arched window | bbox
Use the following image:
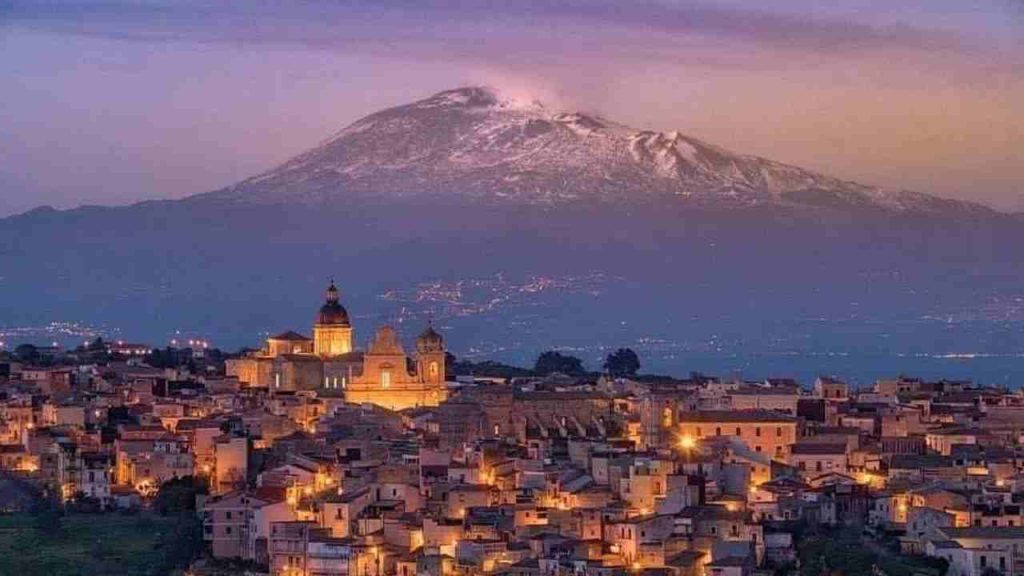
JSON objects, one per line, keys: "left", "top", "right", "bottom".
{"left": 429, "top": 361, "right": 439, "bottom": 377}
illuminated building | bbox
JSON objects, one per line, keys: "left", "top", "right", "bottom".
{"left": 676, "top": 410, "right": 798, "bottom": 485}
{"left": 676, "top": 410, "right": 797, "bottom": 463}
{"left": 227, "top": 280, "right": 448, "bottom": 411}
{"left": 313, "top": 281, "right": 353, "bottom": 357}
{"left": 214, "top": 434, "right": 249, "bottom": 494}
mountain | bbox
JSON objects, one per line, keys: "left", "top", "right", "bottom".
{"left": 2, "top": 86, "right": 1023, "bottom": 384}
{"left": 197, "top": 86, "right": 989, "bottom": 216}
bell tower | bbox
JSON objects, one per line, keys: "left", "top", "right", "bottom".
{"left": 313, "top": 280, "right": 353, "bottom": 357}
{"left": 415, "top": 322, "right": 446, "bottom": 386}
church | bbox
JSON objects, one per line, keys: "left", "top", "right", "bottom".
{"left": 226, "top": 281, "right": 448, "bottom": 411}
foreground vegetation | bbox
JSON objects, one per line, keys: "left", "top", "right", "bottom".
{"left": 795, "top": 526, "right": 947, "bottom": 576}
{"left": 0, "top": 510, "right": 202, "bottom": 576}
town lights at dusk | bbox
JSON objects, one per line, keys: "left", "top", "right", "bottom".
{"left": 3, "top": 1, "right": 1024, "bottom": 575}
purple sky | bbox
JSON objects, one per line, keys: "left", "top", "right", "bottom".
{"left": 2, "top": 1, "right": 1023, "bottom": 215}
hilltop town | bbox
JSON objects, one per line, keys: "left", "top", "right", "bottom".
{"left": 1, "top": 283, "right": 1021, "bottom": 576}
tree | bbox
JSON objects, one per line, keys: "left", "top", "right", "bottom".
{"left": 603, "top": 348, "right": 640, "bottom": 378}
{"left": 445, "top": 351, "right": 457, "bottom": 375}
{"left": 534, "top": 351, "right": 584, "bottom": 375}
{"left": 450, "top": 357, "right": 533, "bottom": 379}
{"left": 153, "top": 514, "right": 205, "bottom": 574}
{"left": 14, "top": 344, "right": 39, "bottom": 363}
{"left": 153, "top": 475, "right": 208, "bottom": 516}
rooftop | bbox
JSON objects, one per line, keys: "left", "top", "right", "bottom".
{"left": 676, "top": 410, "right": 797, "bottom": 423}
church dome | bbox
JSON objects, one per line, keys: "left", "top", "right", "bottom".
{"left": 416, "top": 324, "right": 444, "bottom": 352}
{"left": 316, "top": 281, "right": 350, "bottom": 326}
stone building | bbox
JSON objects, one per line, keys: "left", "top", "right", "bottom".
{"left": 227, "top": 281, "right": 448, "bottom": 411}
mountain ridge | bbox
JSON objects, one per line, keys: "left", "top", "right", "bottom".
{"left": 190, "top": 86, "right": 993, "bottom": 217}
{"left": 2, "top": 88, "right": 1024, "bottom": 380}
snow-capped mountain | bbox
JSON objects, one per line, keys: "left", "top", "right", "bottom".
{"left": 201, "top": 86, "right": 988, "bottom": 215}
{"left": 4, "top": 87, "right": 1024, "bottom": 372}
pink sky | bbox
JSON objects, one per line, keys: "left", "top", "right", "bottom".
{"left": 1, "top": 1, "right": 1022, "bottom": 215}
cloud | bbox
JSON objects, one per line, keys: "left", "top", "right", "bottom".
{"left": 0, "top": 1, "right": 998, "bottom": 58}
{"left": 9, "top": 0, "right": 1022, "bottom": 96}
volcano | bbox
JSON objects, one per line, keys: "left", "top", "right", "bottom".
{"left": 2, "top": 87, "right": 1022, "bottom": 383}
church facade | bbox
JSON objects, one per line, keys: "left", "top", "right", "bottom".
{"left": 226, "top": 282, "right": 448, "bottom": 411}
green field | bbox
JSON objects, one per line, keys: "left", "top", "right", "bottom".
{"left": 0, "top": 512, "right": 201, "bottom": 576}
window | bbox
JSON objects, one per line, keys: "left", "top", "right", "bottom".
{"left": 755, "top": 446, "right": 762, "bottom": 453}
{"left": 429, "top": 361, "right": 439, "bottom": 377}
{"left": 381, "top": 371, "right": 391, "bottom": 388}
{"left": 776, "top": 427, "right": 782, "bottom": 437}
{"left": 735, "top": 427, "right": 741, "bottom": 436}
{"left": 716, "top": 427, "right": 721, "bottom": 436}
{"left": 755, "top": 427, "right": 761, "bottom": 437}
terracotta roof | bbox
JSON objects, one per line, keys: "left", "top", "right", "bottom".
{"left": 676, "top": 410, "right": 796, "bottom": 423}
{"left": 791, "top": 443, "right": 847, "bottom": 455}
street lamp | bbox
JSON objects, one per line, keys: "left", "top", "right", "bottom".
{"left": 678, "top": 435, "right": 696, "bottom": 451}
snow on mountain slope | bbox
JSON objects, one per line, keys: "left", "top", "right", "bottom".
{"left": 200, "top": 87, "right": 990, "bottom": 215}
